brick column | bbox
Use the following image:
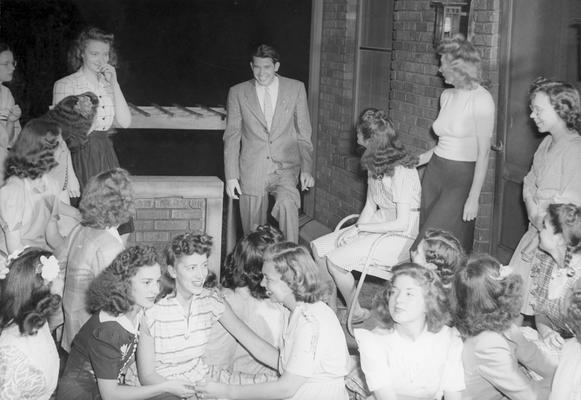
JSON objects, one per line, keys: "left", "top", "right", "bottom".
{"left": 129, "top": 176, "right": 224, "bottom": 277}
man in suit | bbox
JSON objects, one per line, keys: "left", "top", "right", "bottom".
{"left": 224, "top": 44, "right": 314, "bottom": 243}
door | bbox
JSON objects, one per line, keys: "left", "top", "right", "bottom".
{"left": 493, "top": 0, "right": 581, "bottom": 263}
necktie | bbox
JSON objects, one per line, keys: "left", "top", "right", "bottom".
{"left": 264, "top": 86, "right": 273, "bottom": 131}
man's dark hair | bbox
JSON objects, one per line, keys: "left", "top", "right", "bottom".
{"left": 252, "top": 44, "right": 280, "bottom": 64}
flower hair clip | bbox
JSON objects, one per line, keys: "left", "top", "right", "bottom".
{"left": 39, "top": 255, "right": 60, "bottom": 283}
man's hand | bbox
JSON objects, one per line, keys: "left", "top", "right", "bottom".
{"left": 226, "top": 179, "right": 242, "bottom": 199}
{"left": 300, "top": 172, "right": 314, "bottom": 191}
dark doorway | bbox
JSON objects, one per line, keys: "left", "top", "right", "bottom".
{"left": 493, "top": 0, "right": 581, "bottom": 263}
{"left": 1, "top": 0, "right": 312, "bottom": 123}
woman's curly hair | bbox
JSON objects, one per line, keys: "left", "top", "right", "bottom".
{"left": 358, "top": 108, "right": 418, "bottom": 179}
{"left": 0, "top": 248, "right": 61, "bottom": 336}
{"left": 547, "top": 203, "right": 581, "bottom": 254}
{"left": 43, "top": 92, "right": 99, "bottom": 149}
{"left": 373, "top": 263, "right": 452, "bottom": 332}
{"left": 87, "top": 245, "right": 159, "bottom": 316}
{"left": 221, "top": 224, "right": 284, "bottom": 299}
{"left": 421, "top": 229, "right": 466, "bottom": 288}
{"left": 158, "top": 233, "right": 215, "bottom": 298}
{"left": 4, "top": 119, "right": 60, "bottom": 180}
{"left": 453, "top": 254, "right": 522, "bottom": 337}
{"left": 437, "top": 34, "right": 483, "bottom": 88}
{"left": 530, "top": 77, "right": 581, "bottom": 133}
{"left": 567, "top": 278, "right": 581, "bottom": 344}
{"left": 79, "top": 168, "right": 135, "bottom": 229}
{"left": 264, "top": 242, "right": 328, "bottom": 303}
{"left": 68, "top": 27, "right": 117, "bottom": 72}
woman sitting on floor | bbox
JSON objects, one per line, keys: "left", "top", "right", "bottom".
{"left": 58, "top": 246, "right": 196, "bottom": 400}
{"left": 528, "top": 203, "right": 581, "bottom": 351}
{"left": 455, "top": 254, "right": 556, "bottom": 400}
{"left": 351, "top": 263, "right": 464, "bottom": 400}
{"left": 206, "top": 224, "right": 287, "bottom": 378}
{"left": 0, "top": 248, "right": 61, "bottom": 400}
{"left": 311, "top": 108, "right": 421, "bottom": 322}
{"left": 198, "top": 242, "right": 350, "bottom": 400}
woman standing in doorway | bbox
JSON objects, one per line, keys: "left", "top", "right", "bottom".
{"left": 415, "top": 34, "right": 495, "bottom": 252}
{"left": 510, "top": 78, "right": 581, "bottom": 314}
{"left": 52, "top": 27, "right": 131, "bottom": 191}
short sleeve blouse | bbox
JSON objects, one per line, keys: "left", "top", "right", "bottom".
{"left": 0, "top": 176, "right": 61, "bottom": 249}
{"left": 355, "top": 325, "right": 465, "bottom": 398}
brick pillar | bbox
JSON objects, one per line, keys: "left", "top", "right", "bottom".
{"left": 129, "top": 176, "right": 224, "bottom": 277}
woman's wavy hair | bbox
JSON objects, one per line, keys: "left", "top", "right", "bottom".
{"left": 453, "top": 254, "right": 522, "bottom": 337}
{"left": 87, "top": 245, "right": 159, "bottom": 316}
{"left": 437, "top": 34, "right": 482, "bottom": 88}
{"left": 358, "top": 108, "right": 418, "bottom": 179}
{"left": 221, "top": 224, "right": 284, "bottom": 299}
{"left": 0, "top": 42, "right": 11, "bottom": 54}
{"left": 566, "top": 277, "right": 581, "bottom": 344}
{"left": 373, "top": 263, "right": 451, "bottom": 332}
{"left": 68, "top": 27, "right": 117, "bottom": 72}
{"left": 158, "top": 233, "right": 215, "bottom": 298}
{"left": 547, "top": 203, "right": 581, "bottom": 254}
{"left": 530, "top": 77, "right": 581, "bottom": 133}
{"left": 4, "top": 119, "right": 60, "bottom": 180}
{"left": 79, "top": 168, "right": 135, "bottom": 229}
{"left": 0, "top": 248, "right": 61, "bottom": 336}
{"left": 263, "top": 242, "right": 327, "bottom": 303}
{"left": 43, "top": 92, "right": 99, "bottom": 149}
{"left": 421, "top": 229, "right": 466, "bottom": 288}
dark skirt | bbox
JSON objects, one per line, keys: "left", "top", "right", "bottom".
{"left": 414, "top": 153, "right": 476, "bottom": 252}
{"left": 71, "top": 130, "right": 119, "bottom": 191}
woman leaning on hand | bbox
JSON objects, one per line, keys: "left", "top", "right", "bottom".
{"left": 414, "top": 34, "right": 495, "bottom": 252}
{"left": 52, "top": 26, "right": 131, "bottom": 191}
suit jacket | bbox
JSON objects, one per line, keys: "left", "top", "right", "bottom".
{"left": 223, "top": 75, "right": 313, "bottom": 196}
{"left": 462, "top": 329, "right": 555, "bottom": 400}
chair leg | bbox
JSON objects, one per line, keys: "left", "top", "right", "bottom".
{"left": 347, "top": 270, "right": 368, "bottom": 337}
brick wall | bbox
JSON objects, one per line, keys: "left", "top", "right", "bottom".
{"left": 128, "top": 176, "right": 224, "bottom": 276}
{"left": 315, "top": 0, "right": 363, "bottom": 229}
{"left": 314, "top": 0, "right": 501, "bottom": 252}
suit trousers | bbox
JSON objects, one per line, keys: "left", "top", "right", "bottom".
{"left": 239, "top": 169, "right": 301, "bottom": 243}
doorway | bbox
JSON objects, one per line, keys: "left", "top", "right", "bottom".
{"left": 493, "top": 0, "right": 581, "bottom": 263}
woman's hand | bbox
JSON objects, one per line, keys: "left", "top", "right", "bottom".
{"left": 162, "top": 379, "right": 197, "bottom": 398}
{"left": 196, "top": 381, "right": 229, "bottom": 399}
{"left": 337, "top": 225, "right": 359, "bottom": 247}
{"left": 463, "top": 195, "right": 479, "bottom": 221}
{"left": 7, "top": 104, "right": 21, "bottom": 122}
{"left": 542, "top": 330, "right": 564, "bottom": 350}
{"left": 99, "top": 63, "right": 118, "bottom": 85}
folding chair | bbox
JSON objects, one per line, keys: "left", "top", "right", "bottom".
{"left": 333, "top": 214, "right": 414, "bottom": 336}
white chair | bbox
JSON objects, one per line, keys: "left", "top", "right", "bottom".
{"left": 333, "top": 214, "right": 414, "bottom": 336}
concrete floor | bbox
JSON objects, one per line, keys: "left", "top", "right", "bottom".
{"left": 335, "top": 275, "right": 386, "bottom": 353}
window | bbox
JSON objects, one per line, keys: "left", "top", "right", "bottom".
{"left": 354, "top": 0, "right": 394, "bottom": 114}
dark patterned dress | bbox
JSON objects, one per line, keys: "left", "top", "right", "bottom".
{"left": 57, "top": 311, "right": 139, "bottom": 400}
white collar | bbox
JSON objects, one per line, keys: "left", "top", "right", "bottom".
{"left": 99, "top": 310, "right": 141, "bottom": 334}
{"left": 106, "top": 227, "right": 124, "bottom": 245}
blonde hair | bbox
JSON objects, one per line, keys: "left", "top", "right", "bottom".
{"left": 263, "top": 242, "right": 327, "bottom": 303}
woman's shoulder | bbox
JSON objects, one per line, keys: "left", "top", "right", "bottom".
{"left": 54, "top": 70, "right": 82, "bottom": 86}
{"left": 0, "top": 177, "right": 25, "bottom": 203}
